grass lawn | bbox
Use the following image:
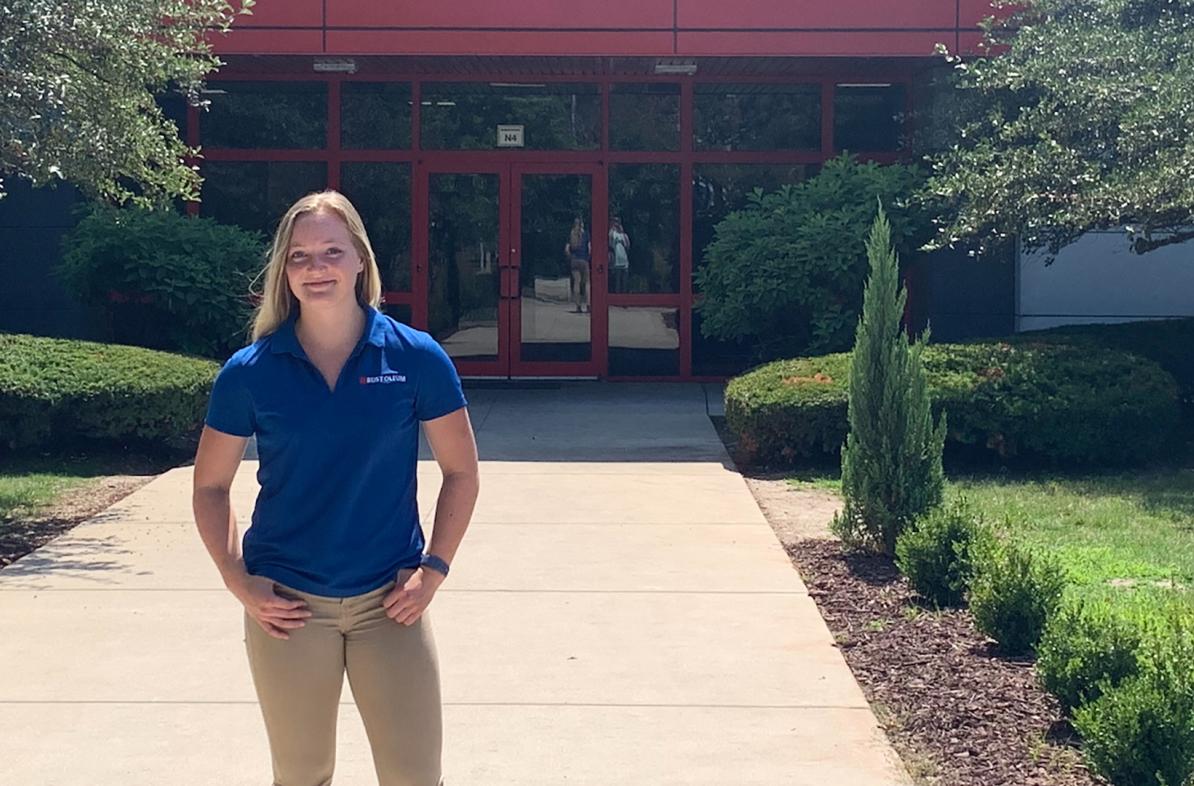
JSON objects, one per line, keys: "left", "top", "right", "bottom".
{"left": 788, "top": 462, "right": 1194, "bottom": 608}
{"left": 0, "top": 455, "right": 113, "bottom": 520}
{"left": 0, "top": 448, "right": 187, "bottom": 567}
{"left": 951, "top": 468, "right": 1194, "bottom": 595}
{"left": 1, "top": 447, "right": 188, "bottom": 520}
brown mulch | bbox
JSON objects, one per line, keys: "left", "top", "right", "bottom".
{"left": 0, "top": 470, "right": 168, "bottom": 570}
{"left": 710, "top": 409, "right": 1108, "bottom": 786}
{"left": 787, "top": 537, "right": 1106, "bottom": 786}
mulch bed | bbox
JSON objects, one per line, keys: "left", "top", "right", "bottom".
{"left": 787, "top": 537, "right": 1107, "bottom": 786}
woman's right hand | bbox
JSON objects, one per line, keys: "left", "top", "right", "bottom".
{"left": 231, "top": 574, "right": 312, "bottom": 640}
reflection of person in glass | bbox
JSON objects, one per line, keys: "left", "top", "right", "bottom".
{"left": 565, "top": 217, "right": 591, "bottom": 313}
{"left": 608, "top": 215, "right": 630, "bottom": 294}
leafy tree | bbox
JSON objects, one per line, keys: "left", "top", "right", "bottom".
{"left": 696, "top": 155, "right": 931, "bottom": 361}
{"left": 832, "top": 205, "right": 946, "bottom": 556}
{"left": 59, "top": 203, "right": 266, "bottom": 357}
{"left": 925, "top": 0, "right": 1194, "bottom": 257}
{"left": 0, "top": 0, "right": 252, "bottom": 206}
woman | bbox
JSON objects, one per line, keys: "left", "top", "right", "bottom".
{"left": 564, "top": 217, "right": 591, "bottom": 313}
{"left": 192, "top": 190, "right": 479, "bottom": 786}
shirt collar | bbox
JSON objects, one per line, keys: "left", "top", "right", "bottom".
{"left": 269, "top": 305, "right": 387, "bottom": 358}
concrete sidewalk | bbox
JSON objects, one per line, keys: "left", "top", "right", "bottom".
{"left": 0, "top": 383, "right": 910, "bottom": 785}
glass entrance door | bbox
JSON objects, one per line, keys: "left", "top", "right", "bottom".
{"left": 419, "top": 164, "right": 603, "bottom": 377}
{"left": 422, "top": 167, "right": 507, "bottom": 376}
{"left": 510, "top": 166, "right": 602, "bottom": 376}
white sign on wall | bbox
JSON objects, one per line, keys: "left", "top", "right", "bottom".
{"left": 497, "top": 124, "right": 525, "bottom": 147}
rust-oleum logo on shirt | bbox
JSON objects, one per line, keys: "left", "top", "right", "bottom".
{"left": 360, "top": 374, "right": 407, "bottom": 385}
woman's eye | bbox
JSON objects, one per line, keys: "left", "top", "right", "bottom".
{"left": 326, "top": 247, "right": 343, "bottom": 256}
{"left": 289, "top": 251, "right": 307, "bottom": 261}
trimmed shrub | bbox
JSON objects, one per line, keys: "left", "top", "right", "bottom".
{"left": 1015, "top": 317, "right": 1194, "bottom": 408}
{"left": 1035, "top": 597, "right": 1143, "bottom": 715}
{"left": 1073, "top": 611, "right": 1194, "bottom": 786}
{"left": 833, "top": 206, "right": 945, "bottom": 555}
{"left": 59, "top": 203, "right": 267, "bottom": 358}
{"left": 724, "top": 341, "right": 1181, "bottom": 467}
{"left": 0, "top": 334, "right": 218, "bottom": 450}
{"left": 895, "top": 498, "right": 992, "bottom": 608}
{"left": 969, "top": 539, "right": 1067, "bottom": 655}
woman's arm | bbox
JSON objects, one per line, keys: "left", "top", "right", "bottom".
{"left": 423, "top": 406, "right": 480, "bottom": 567}
{"left": 383, "top": 407, "right": 480, "bottom": 624}
{"left": 192, "top": 426, "right": 253, "bottom": 592}
{"left": 193, "top": 426, "right": 311, "bottom": 639}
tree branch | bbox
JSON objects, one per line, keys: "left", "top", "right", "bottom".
{"left": 1133, "top": 229, "right": 1194, "bottom": 254}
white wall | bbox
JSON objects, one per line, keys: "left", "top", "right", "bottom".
{"left": 1017, "top": 231, "right": 1194, "bottom": 331}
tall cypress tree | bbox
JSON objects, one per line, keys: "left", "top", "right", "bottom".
{"left": 832, "top": 204, "right": 946, "bottom": 555}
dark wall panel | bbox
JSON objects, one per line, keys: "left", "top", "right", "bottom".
{"left": 909, "top": 249, "right": 1015, "bottom": 342}
{"left": 0, "top": 182, "right": 91, "bottom": 339}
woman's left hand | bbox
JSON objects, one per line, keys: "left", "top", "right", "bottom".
{"left": 381, "top": 567, "right": 445, "bottom": 625}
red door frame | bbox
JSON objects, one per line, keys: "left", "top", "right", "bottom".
{"left": 415, "top": 161, "right": 512, "bottom": 377}
{"left": 509, "top": 162, "right": 606, "bottom": 378}
{"left": 416, "top": 161, "right": 607, "bottom": 378}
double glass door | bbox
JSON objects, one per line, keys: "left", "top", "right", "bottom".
{"left": 419, "top": 164, "right": 604, "bottom": 377}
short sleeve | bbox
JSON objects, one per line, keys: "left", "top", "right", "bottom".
{"left": 415, "top": 337, "right": 468, "bottom": 422}
{"left": 205, "top": 358, "right": 255, "bottom": 437}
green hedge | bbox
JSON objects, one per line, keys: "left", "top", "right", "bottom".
{"left": 58, "top": 204, "right": 266, "bottom": 359}
{"left": 0, "top": 334, "right": 219, "bottom": 450}
{"left": 725, "top": 340, "right": 1182, "bottom": 467}
{"left": 1012, "top": 318, "right": 1194, "bottom": 408}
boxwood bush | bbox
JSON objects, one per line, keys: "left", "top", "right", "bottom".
{"left": 725, "top": 340, "right": 1181, "bottom": 467}
{"left": 1035, "top": 596, "right": 1144, "bottom": 715}
{"left": 895, "top": 497, "right": 993, "bottom": 608}
{"left": 1073, "top": 609, "right": 1194, "bottom": 786}
{"left": 969, "top": 538, "right": 1068, "bottom": 656}
{"left": 0, "top": 334, "right": 219, "bottom": 450}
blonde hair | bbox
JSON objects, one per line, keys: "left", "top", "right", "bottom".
{"left": 569, "top": 218, "right": 585, "bottom": 250}
{"left": 250, "top": 190, "right": 383, "bottom": 342}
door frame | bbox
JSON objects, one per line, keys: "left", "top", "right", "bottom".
{"left": 415, "top": 159, "right": 607, "bottom": 378}
{"left": 415, "top": 162, "right": 512, "bottom": 377}
{"left": 508, "top": 162, "right": 606, "bottom": 378}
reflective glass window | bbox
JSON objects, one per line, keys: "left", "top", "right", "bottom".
{"left": 420, "top": 82, "right": 600, "bottom": 150}
{"left": 610, "top": 83, "right": 680, "bottom": 151}
{"left": 340, "top": 162, "right": 412, "bottom": 292}
{"left": 342, "top": 82, "right": 412, "bottom": 149}
{"left": 694, "top": 83, "right": 820, "bottom": 151}
{"left": 609, "top": 307, "right": 680, "bottom": 376}
{"left": 200, "top": 161, "right": 327, "bottom": 237}
{"left": 608, "top": 164, "right": 680, "bottom": 294}
{"left": 201, "top": 82, "right": 327, "bottom": 149}
{"left": 834, "top": 85, "right": 905, "bottom": 152}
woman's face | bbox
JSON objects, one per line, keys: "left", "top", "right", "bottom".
{"left": 284, "top": 211, "right": 364, "bottom": 309}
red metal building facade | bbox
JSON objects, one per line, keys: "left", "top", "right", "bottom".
{"left": 195, "top": 1, "right": 992, "bottom": 379}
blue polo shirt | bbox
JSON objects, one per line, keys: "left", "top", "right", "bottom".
{"left": 204, "top": 306, "right": 467, "bottom": 597}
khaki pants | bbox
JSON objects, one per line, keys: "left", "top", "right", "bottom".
{"left": 243, "top": 573, "right": 443, "bottom": 786}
